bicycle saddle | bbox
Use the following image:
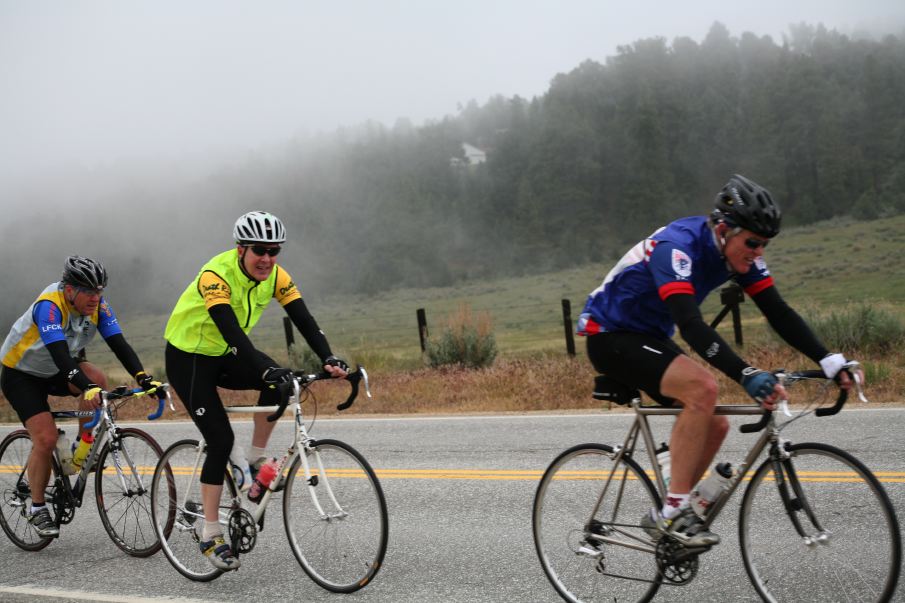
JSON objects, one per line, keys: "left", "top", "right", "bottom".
{"left": 592, "top": 375, "right": 640, "bottom": 405}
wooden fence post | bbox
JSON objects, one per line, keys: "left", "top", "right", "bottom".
{"left": 416, "top": 308, "right": 429, "bottom": 352}
{"left": 562, "top": 299, "right": 576, "bottom": 356}
{"left": 283, "top": 316, "right": 295, "bottom": 353}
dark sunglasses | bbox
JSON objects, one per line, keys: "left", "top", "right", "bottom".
{"left": 744, "top": 237, "right": 769, "bottom": 250}
{"left": 246, "top": 245, "right": 282, "bottom": 257}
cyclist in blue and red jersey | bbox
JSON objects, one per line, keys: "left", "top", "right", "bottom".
{"left": 164, "top": 211, "right": 348, "bottom": 571}
{"left": 578, "top": 175, "right": 863, "bottom": 547}
{"left": 0, "top": 256, "right": 159, "bottom": 539}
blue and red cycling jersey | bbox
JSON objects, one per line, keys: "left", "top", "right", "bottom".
{"left": 578, "top": 216, "right": 774, "bottom": 339}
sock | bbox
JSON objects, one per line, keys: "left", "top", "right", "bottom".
{"left": 202, "top": 520, "right": 222, "bottom": 541}
{"left": 248, "top": 446, "right": 267, "bottom": 463}
{"left": 30, "top": 503, "right": 46, "bottom": 514}
{"left": 661, "top": 492, "right": 690, "bottom": 519}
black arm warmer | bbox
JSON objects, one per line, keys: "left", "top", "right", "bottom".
{"left": 283, "top": 298, "right": 333, "bottom": 362}
{"left": 750, "top": 286, "right": 829, "bottom": 363}
{"left": 104, "top": 333, "right": 144, "bottom": 378}
{"left": 208, "top": 304, "right": 270, "bottom": 375}
{"left": 665, "top": 293, "right": 750, "bottom": 382}
{"left": 46, "top": 340, "right": 94, "bottom": 391}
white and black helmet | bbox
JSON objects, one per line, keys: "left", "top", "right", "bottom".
{"left": 233, "top": 211, "right": 287, "bottom": 244}
{"left": 61, "top": 256, "right": 108, "bottom": 290}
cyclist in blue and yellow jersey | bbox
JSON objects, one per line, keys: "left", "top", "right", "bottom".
{"left": 577, "top": 175, "right": 863, "bottom": 548}
{"left": 164, "top": 210, "right": 348, "bottom": 571}
{"left": 1, "top": 256, "right": 160, "bottom": 539}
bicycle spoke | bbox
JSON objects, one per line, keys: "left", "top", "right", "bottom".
{"left": 740, "top": 443, "right": 900, "bottom": 603}
{"left": 533, "top": 444, "right": 661, "bottom": 603}
{"left": 95, "top": 429, "right": 163, "bottom": 557}
{"left": 283, "top": 439, "right": 388, "bottom": 593}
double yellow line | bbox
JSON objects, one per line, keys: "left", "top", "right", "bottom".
{"left": 3, "top": 466, "right": 905, "bottom": 483}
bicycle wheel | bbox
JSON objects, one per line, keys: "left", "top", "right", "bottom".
{"left": 283, "top": 438, "right": 388, "bottom": 593}
{"left": 0, "top": 430, "right": 53, "bottom": 551}
{"left": 95, "top": 427, "right": 168, "bottom": 557}
{"left": 150, "top": 439, "right": 238, "bottom": 582}
{"left": 740, "top": 442, "right": 901, "bottom": 603}
{"left": 533, "top": 443, "right": 662, "bottom": 603}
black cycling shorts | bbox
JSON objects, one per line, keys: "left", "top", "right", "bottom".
{"left": 585, "top": 332, "right": 684, "bottom": 406}
{"left": 165, "top": 342, "right": 282, "bottom": 485}
{"left": 1, "top": 365, "right": 78, "bottom": 424}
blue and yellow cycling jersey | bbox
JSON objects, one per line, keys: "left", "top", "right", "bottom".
{"left": 578, "top": 216, "right": 773, "bottom": 339}
{"left": 0, "top": 282, "right": 123, "bottom": 377}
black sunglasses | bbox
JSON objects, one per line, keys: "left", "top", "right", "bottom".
{"left": 744, "top": 237, "right": 769, "bottom": 250}
{"left": 246, "top": 245, "right": 282, "bottom": 257}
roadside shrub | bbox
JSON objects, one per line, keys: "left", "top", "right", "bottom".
{"left": 806, "top": 304, "right": 905, "bottom": 355}
{"left": 288, "top": 341, "right": 321, "bottom": 371}
{"left": 425, "top": 304, "right": 498, "bottom": 369}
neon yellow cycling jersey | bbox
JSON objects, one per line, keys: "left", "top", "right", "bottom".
{"left": 165, "top": 249, "right": 301, "bottom": 356}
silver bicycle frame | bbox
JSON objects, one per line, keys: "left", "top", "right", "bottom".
{"left": 593, "top": 400, "right": 778, "bottom": 533}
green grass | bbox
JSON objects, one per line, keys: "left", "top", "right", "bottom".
{"left": 84, "top": 214, "right": 905, "bottom": 381}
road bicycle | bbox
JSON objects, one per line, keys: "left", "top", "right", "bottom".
{"left": 0, "top": 384, "right": 173, "bottom": 557}
{"left": 150, "top": 366, "right": 388, "bottom": 592}
{"left": 533, "top": 366, "right": 901, "bottom": 602}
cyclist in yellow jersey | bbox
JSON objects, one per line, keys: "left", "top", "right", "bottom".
{"left": 164, "top": 211, "right": 347, "bottom": 571}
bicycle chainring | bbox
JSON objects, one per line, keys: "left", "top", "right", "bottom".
{"left": 655, "top": 537, "right": 700, "bottom": 585}
{"left": 228, "top": 507, "right": 257, "bottom": 554}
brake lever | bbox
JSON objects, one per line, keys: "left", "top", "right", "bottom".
{"left": 360, "top": 367, "right": 372, "bottom": 399}
{"left": 775, "top": 372, "right": 791, "bottom": 417}
{"left": 853, "top": 370, "right": 869, "bottom": 403}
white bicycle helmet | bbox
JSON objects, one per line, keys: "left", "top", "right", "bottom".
{"left": 233, "top": 211, "right": 287, "bottom": 244}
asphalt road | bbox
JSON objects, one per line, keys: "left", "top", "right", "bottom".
{"left": 0, "top": 406, "right": 903, "bottom": 602}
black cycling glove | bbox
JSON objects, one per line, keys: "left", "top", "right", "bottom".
{"left": 262, "top": 366, "right": 293, "bottom": 387}
{"left": 135, "top": 371, "right": 161, "bottom": 392}
{"left": 324, "top": 355, "right": 349, "bottom": 372}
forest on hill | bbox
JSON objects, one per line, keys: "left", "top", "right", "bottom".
{"left": 249, "top": 22, "right": 905, "bottom": 296}
{"left": 2, "top": 22, "right": 903, "bottom": 327}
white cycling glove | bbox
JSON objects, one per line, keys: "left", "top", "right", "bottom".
{"left": 819, "top": 353, "right": 847, "bottom": 379}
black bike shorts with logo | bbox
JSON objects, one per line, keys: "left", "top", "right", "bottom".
{"left": 586, "top": 332, "right": 683, "bottom": 406}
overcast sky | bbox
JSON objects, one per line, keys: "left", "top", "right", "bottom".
{"left": 2, "top": 1, "right": 904, "bottom": 187}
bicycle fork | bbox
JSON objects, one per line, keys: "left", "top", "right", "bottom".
{"left": 770, "top": 443, "right": 831, "bottom": 547}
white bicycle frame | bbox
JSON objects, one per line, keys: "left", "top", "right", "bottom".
{"left": 176, "top": 372, "right": 370, "bottom": 529}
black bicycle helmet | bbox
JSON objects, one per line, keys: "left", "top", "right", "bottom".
{"left": 712, "top": 174, "right": 781, "bottom": 238}
{"left": 61, "top": 256, "right": 108, "bottom": 290}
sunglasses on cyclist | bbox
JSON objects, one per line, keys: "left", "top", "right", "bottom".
{"left": 245, "top": 245, "right": 282, "bottom": 257}
{"left": 744, "top": 237, "right": 769, "bottom": 251}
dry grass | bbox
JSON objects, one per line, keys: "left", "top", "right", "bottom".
{"left": 2, "top": 345, "right": 903, "bottom": 426}
{"left": 7, "top": 344, "right": 897, "bottom": 425}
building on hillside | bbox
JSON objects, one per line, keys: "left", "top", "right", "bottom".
{"left": 450, "top": 142, "right": 487, "bottom": 167}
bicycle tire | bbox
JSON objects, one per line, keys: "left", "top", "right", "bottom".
{"left": 150, "top": 439, "right": 238, "bottom": 582}
{"left": 0, "top": 430, "right": 54, "bottom": 551}
{"left": 283, "top": 438, "right": 388, "bottom": 593}
{"left": 533, "top": 443, "right": 662, "bottom": 603}
{"left": 740, "top": 442, "right": 901, "bottom": 603}
{"left": 95, "top": 427, "right": 169, "bottom": 557}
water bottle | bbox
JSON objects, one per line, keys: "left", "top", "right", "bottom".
{"left": 55, "top": 430, "right": 75, "bottom": 475}
{"left": 655, "top": 442, "right": 670, "bottom": 490}
{"left": 690, "top": 462, "right": 733, "bottom": 517}
{"left": 71, "top": 433, "right": 95, "bottom": 471}
{"left": 229, "top": 443, "right": 253, "bottom": 492}
{"left": 248, "top": 459, "right": 278, "bottom": 503}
